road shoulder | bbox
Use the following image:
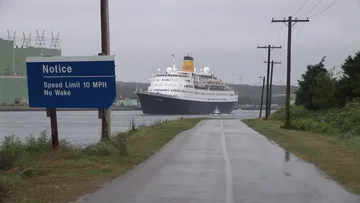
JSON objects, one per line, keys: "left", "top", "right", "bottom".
{"left": 243, "top": 118, "right": 360, "bottom": 194}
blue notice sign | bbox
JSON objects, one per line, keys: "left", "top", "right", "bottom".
{"left": 26, "top": 56, "right": 116, "bottom": 108}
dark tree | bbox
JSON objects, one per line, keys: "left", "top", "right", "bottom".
{"left": 295, "top": 57, "right": 336, "bottom": 110}
{"left": 335, "top": 51, "right": 360, "bottom": 105}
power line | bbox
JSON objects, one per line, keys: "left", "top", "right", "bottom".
{"left": 304, "top": 0, "right": 324, "bottom": 16}
{"left": 274, "top": 24, "right": 283, "bottom": 45}
{"left": 280, "top": 32, "right": 287, "bottom": 46}
{"left": 264, "top": 22, "right": 273, "bottom": 44}
{"left": 266, "top": 23, "right": 273, "bottom": 40}
{"left": 294, "top": 0, "right": 324, "bottom": 40}
{"left": 293, "top": 0, "right": 324, "bottom": 41}
{"left": 293, "top": 24, "right": 306, "bottom": 41}
{"left": 293, "top": 0, "right": 310, "bottom": 16}
{"left": 309, "top": 0, "right": 341, "bottom": 18}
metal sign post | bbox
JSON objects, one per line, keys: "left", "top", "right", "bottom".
{"left": 46, "top": 108, "right": 59, "bottom": 151}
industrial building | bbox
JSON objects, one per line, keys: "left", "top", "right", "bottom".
{"left": 113, "top": 98, "right": 140, "bottom": 107}
{"left": 0, "top": 31, "right": 61, "bottom": 105}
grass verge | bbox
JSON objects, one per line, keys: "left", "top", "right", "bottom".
{"left": 0, "top": 117, "right": 204, "bottom": 203}
{"left": 243, "top": 119, "right": 360, "bottom": 194}
{"left": 269, "top": 104, "right": 360, "bottom": 148}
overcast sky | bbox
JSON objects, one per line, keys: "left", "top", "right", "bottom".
{"left": 1, "top": 0, "right": 359, "bottom": 85}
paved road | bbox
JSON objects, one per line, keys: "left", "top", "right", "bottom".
{"left": 78, "top": 120, "right": 360, "bottom": 203}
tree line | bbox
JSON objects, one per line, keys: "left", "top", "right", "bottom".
{"left": 295, "top": 51, "right": 360, "bottom": 110}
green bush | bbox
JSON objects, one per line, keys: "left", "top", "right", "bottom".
{"left": 23, "top": 131, "right": 52, "bottom": 153}
{"left": 0, "top": 152, "right": 16, "bottom": 171}
{"left": 0, "top": 131, "right": 75, "bottom": 158}
{"left": 82, "top": 134, "right": 128, "bottom": 157}
{"left": 0, "top": 132, "right": 53, "bottom": 156}
{"left": 16, "top": 167, "right": 49, "bottom": 179}
{"left": 0, "top": 175, "right": 9, "bottom": 203}
{"left": 270, "top": 105, "right": 315, "bottom": 121}
{"left": 1, "top": 135, "right": 24, "bottom": 156}
{"left": 271, "top": 105, "right": 360, "bottom": 144}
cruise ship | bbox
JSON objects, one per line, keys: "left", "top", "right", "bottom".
{"left": 136, "top": 54, "right": 238, "bottom": 115}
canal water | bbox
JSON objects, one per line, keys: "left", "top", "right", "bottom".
{"left": 0, "top": 109, "right": 263, "bottom": 146}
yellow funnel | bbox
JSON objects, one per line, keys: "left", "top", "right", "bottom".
{"left": 182, "top": 55, "right": 194, "bottom": 72}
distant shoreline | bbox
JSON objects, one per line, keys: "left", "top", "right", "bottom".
{"left": 239, "top": 107, "right": 282, "bottom": 111}
{"left": 0, "top": 106, "right": 282, "bottom": 112}
{"left": 0, "top": 106, "right": 142, "bottom": 112}
{"left": 0, "top": 106, "right": 283, "bottom": 112}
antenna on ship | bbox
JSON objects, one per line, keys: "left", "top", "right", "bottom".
{"left": 171, "top": 53, "right": 176, "bottom": 72}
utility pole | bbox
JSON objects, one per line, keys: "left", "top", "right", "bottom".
{"left": 238, "top": 76, "right": 243, "bottom": 85}
{"left": 257, "top": 45, "right": 282, "bottom": 120}
{"left": 100, "top": 0, "right": 111, "bottom": 139}
{"left": 264, "top": 61, "right": 282, "bottom": 116}
{"left": 271, "top": 16, "right": 309, "bottom": 128}
{"left": 259, "top": 76, "right": 265, "bottom": 118}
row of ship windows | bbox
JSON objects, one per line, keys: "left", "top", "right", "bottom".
{"left": 182, "top": 96, "right": 227, "bottom": 101}
{"left": 159, "top": 79, "right": 191, "bottom": 82}
{"left": 152, "top": 89, "right": 235, "bottom": 96}
{"left": 152, "top": 83, "right": 192, "bottom": 88}
{"left": 154, "top": 75, "right": 187, "bottom": 79}
{"left": 152, "top": 83, "right": 231, "bottom": 92}
{"left": 152, "top": 83, "right": 191, "bottom": 87}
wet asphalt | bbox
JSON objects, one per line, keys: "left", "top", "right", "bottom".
{"left": 77, "top": 119, "right": 360, "bottom": 203}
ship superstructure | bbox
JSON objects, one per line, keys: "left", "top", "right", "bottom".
{"left": 136, "top": 54, "right": 238, "bottom": 115}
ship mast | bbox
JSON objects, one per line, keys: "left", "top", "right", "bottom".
{"left": 171, "top": 53, "right": 176, "bottom": 71}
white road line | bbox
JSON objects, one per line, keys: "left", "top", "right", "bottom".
{"left": 221, "top": 120, "right": 234, "bottom": 203}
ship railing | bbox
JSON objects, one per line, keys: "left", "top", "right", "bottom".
{"left": 194, "top": 86, "right": 208, "bottom": 90}
{"left": 205, "top": 83, "right": 226, "bottom": 87}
